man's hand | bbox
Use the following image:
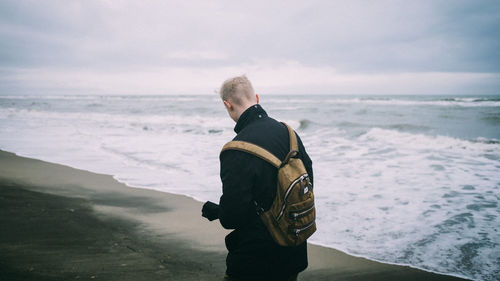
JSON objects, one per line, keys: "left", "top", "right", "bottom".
{"left": 202, "top": 201, "right": 220, "bottom": 221}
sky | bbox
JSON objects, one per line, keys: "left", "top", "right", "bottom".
{"left": 0, "top": 0, "right": 499, "bottom": 95}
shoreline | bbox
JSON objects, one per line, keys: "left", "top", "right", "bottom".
{"left": 307, "top": 240, "right": 472, "bottom": 281}
{"left": 0, "top": 149, "right": 471, "bottom": 280}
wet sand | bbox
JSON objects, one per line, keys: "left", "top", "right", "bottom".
{"left": 0, "top": 150, "right": 469, "bottom": 280}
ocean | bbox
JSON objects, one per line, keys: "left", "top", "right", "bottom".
{"left": 0, "top": 94, "right": 499, "bottom": 280}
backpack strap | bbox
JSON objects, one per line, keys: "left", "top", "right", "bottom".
{"left": 221, "top": 123, "right": 298, "bottom": 168}
{"left": 221, "top": 141, "right": 281, "bottom": 168}
{"left": 282, "top": 122, "right": 298, "bottom": 152}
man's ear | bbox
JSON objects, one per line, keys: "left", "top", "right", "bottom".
{"left": 256, "top": 94, "right": 259, "bottom": 104}
{"left": 223, "top": 100, "right": 232, "bottom": 110}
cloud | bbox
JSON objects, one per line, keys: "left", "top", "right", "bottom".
{"left": 3, "top": 61, "right": 499, "bottom": 95}
{"left": 166, "top": 50, "right": 228, "bottom": 61}
{"left": 0, "top": 0, "right": 499, "bottom": 95}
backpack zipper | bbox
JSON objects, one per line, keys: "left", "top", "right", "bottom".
{"left": 289, "top": 203, "right": 315, "bottom": 220}
{"left": 291, "top": 220, "right": 315, "bottom": 237}
{"left": 276, "top": 173, "right": 309, "bottom": 221}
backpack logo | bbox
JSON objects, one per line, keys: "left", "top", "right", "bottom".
{"left": 221, "top": 123, "right": 316, "bottom": 247}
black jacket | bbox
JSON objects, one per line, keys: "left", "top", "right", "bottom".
{"left": 218, "top": 104, "right": 313, "bottom": 280}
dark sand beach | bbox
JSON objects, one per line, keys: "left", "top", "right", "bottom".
{"left": 0, "top": 150, "right": 469, "bottom": 281}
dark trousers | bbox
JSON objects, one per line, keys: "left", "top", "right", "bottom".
{"left": 223, "top": 273, "right": 298, "bottom": 281}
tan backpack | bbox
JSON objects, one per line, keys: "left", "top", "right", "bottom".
{"left": 221, "top": 123, "right": 316, "bottom": 247}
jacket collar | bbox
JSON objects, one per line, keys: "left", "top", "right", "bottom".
{"left": 234, "top": 104, "right": 268, "bottom": 133}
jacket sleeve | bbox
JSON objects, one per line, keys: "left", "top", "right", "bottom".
{"left": 297, "top": 134, "right": 314, "bottom": 186}
{"left": 218, "top": 150, "right": 258, "bottom": 229}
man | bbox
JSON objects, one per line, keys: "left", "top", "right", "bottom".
{"left": 202, "top": 75, "right": 313, "bottom": 281}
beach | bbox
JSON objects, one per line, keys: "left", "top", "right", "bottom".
{"left": 0, "top": 150, "right": 470, "bottom": 281}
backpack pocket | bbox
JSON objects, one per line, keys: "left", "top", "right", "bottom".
{"left": 284, "top": 197, "right": 316, "bottom": 243}
{"left": 287, "top": 197, "right": 315, "bottom": 226}
{"left": 289, "top": 202, "right": 315, "bottom": 221}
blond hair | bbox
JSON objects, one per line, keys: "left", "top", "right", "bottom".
{"left": 219, "top": 75, "right": 255, "bottom": 105}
